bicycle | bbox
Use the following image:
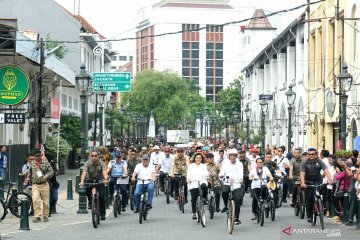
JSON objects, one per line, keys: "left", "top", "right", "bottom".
{"left": 265, "top": 183, "right": 276, "bottom": 221}
{"left": 155, "top": 173, "right": 160, "bottom": 197}
{"left": 223, "top": 176, "right": 235, "bottom": 234}
{"left": 129, "top": 179, "right": 135, "bottom": 211}
{"left": 194, "top": 180, "right": 206, "bottom": 228}
{"left": 113, "top": 175, "right": 128, "bottom": 218}
{"left": 274, "top": 175, "right": 283, "bottom": 208}
{"left": 174, "top": 173, "right": 185, "bottom": 214}
{"left": 0, "top": 182, "right": 33, "bottom": 220}
{"left": 307, "top": 183, "right": 326, "bottom": 230}
{"left": 208, "top": 181, "right": 216, "bottom": 220}
{"left": 138, "top": 179, "right": 152, "bottom": 224}
{"left": 294, "top": 183, "right": 305, "bottom": 219}
{"left": 85, "top": 180, "right": 105, "bottom": 228}
{"left": 162, "top": 172, "right": 171, "bottom": 204}
{"left": 253, "top": 178, "right": 267, "bottom": 226}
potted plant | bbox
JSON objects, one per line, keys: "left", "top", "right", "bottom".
{"left": 335, "top": 150, "right": 353, "bottom": 159}
{"left": 45, "top": 135, "right": 71, "bottom": 174}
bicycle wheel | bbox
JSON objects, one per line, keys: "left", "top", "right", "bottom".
{"left": 91, "top": 197, "right": 98, "bottom": 228}
{"left": 129, "top": 185, "right": 134, "bottom": 211}
{"left": 179, "top": 192, "right": 185, "bottom": 213}
{"left": 139, "top": 200, "right": 144, "bottom": 224}
{"left": 199, "top": 198, "right": 206, "bottom": 227}
{"left": 209, "top": 196, "right": 215, "bottom": 220}
{"left": 165, "top": 181, "right": 170, "bottom": 204}
{"left": 113, "top": 195, "right": 118, "bottom": 218}
{"left": 0, "top": 198, "right": 6, "bottom": 220}
{"left": 265, "top": 200, "right": 269, "bottom": 218}
{"left": 277, "top": 189, "right": 283, "bottom": 208}
{"left": 294, "top": 199, "right": 300, "bottom": 216}
{"left": 8, "top": 192, "right": 32, "bottom": 218}
{"left": 227, "top": 200, "right": 235, "bottom": 234}
{"left": 143, "top": 200, "right": 148, "bottom": 221}
{"left": 318, "top": 199, "right": 324, "bottom": 230}
{"left": 311, "top": 202, "right": 317, "bottom": 226}
{"left": 257, "top": 204, "right": 261, "bottom": 223}
{"left": 300, "top": 191, "right": 306, "bottom": 219}
{"left": 270, "top": 200, "right": 275, "bottom": 221}
{"left": 260, "top": 204, "right": 265, "bottom": 226}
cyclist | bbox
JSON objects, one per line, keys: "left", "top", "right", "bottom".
{"left": 127, "top": 149, "right": 141, "bottom": 178}
{"left": 170, "top": 147, "right": 189, "bottom": 203}
{"left": 248, "top": 148, "right": 260, "bottom": 171}
{"left": 264, "top": 152, "right": 280, "bottom": 206}
{"left": 215, "top": 149, "right": 228, "bottom": 169}
{"left": 132, "top": 155, "right": 155, "bottom": 213}
{"left": 219, "top": 148, "right": 243, "bottom": 225}
{"left": 206, "top": 152, "right": 221, "bottom": 212}
{"left": 300, "top": 147, "right": 332, "bottom": 222}
{"left": 238, "top": 150, "right": 251, "bottom": 193}
{"left": 289, "top": 148, "right": 302, "bottom": 207}
{"left": 80, "top": 150, "right": 109, "bottom": 220}
{"left": 272, "top": 146, "right": 290, "bottom": 203}
{"left": 187, "top": 153, "right": 209, "bottom": 220}
{"left": 150, "top": 145, "right": 165, "bottom": 167}
{"left": 107, "top": 149, "right": 128, "bottom": 212}
{"left": 249, "top": 157, "right": 273, "bottom": 220}
{"left": 155, "top": 147, "right": 174, "bottom": 194}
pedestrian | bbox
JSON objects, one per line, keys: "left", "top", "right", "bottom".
{"left": 22, "top": 153, "right": 34, "bottom": 195}
{"left": 30, "top": 149, "right": 54, "bottom": 223}
{"left": 48, "top": 159, "right": 59, "bottom": 216}
{"left": 0, "top": 145, "right": 8, "bottom": 181}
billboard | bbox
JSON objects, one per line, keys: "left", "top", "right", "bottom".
{"left": 167, "top": 130, "right": 189, "bottom": 143}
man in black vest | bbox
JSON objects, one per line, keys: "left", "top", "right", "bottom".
{"left": 300, "top": 147, "right": 332, "bottom": 223}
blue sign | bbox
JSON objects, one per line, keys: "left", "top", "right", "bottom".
{"left": 353, "top": 136, "right": 360, "bottom": 151}
{"left": 259, "top": 94, "right": 273, "bottom": 100}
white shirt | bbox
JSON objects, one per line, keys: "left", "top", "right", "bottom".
{"left": 215, "top": 154, "right": 228, "bottom": 166}
{"left": 158, "top": 154, "right": 173, "bottom": 173}
{"left": 134, "top": 163, "right": 155, "bottom": 185}
{"left": 187, "top": 163, "right": 208, "bottom": 190}
{"left": 150, "top": 151, "right": 165, "bottom": 166}
{"left": 219, "top": 160, "right": 243, "bottom": 190}
{"left": 274, "top": 156, "right": 289, "bottom": 175}
{"left": 322, "top": 164, "right": 335, "bottom": 188}
{"left": 250, "top": 167, "right": 271, "bottom": 189}
{"left": 248, "top": 154, "right": 259, "bottom": 171}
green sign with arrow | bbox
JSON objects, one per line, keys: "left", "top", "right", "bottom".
{"left": 0, "top": 66, "right": 30, "bottom": 106}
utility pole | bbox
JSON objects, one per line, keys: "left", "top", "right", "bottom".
{"left": 37, "top": 38, "right": 44, "bottom": 149}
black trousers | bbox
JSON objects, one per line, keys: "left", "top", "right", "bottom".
{"left": 222, "top": 185, "right": 242, "bottom": 219}
{"left": 244, "top": 175, "right": 251, "bottom": 191}
{"left": 189, "top": 183, "right": 208, "bottom": 213}
{"left": 282, "top": 177, "right": 289, "bottom": 201}
{"left": 109, "top": 180, "right": 128, "bottom": 208}
{"left": 173, "top": 176, "right": 188, "bottom": 200}
{"left": 252, "top": 186, "right": 267, "bottom": 214}
{"left": 86, "top": 183, "right": 106, "bottom": 216}
{"left": 159, "top": 172, "right": 174, "bottom": 194}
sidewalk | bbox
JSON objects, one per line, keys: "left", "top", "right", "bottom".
{"left": 0, "top": 169, "right": 109, "bottom": 237}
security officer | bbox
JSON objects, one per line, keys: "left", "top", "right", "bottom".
{"left": 300, "top": 147, "right": 332, "bottom": 222}
{"left": 80, "top": 150, "right": 109, "bottom": 220}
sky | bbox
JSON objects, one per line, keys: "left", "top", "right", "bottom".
{"left": 54, "top": 0, "right": 307, "bottom": 51}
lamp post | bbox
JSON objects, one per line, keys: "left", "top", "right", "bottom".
{"left": 244, "top": 104, "right": 251, "bottom": 148}
{"left": 119, "top": 105, "right": 125, "bottom": 145}
{"left": 109, "top": 96, "right": 115, "bottom": 148}
{"left": 98, "top": 87, "right": 106, "bottom": 146}
{"left": 204, "top": 106, "right": 209, "bottom": 139}
{"left": 260, "top": 99, "right": 268, "bottom": 158}
{"left": 126, "top": 112, "right": 132, "bottom": 146}
{"left": 338, "top": 64, "right": 353, "bottom": 150}
{"left": 75, "top": 65, "right": 91, "bottom": 214}
{"left": 285, "top": 85, "right": 296, "bottom": 152}
{"left": 232, "top": 111, "right": 239, "bottom": 145}
{"left": 164, "top": 120, "right": 169, "bottom": 143}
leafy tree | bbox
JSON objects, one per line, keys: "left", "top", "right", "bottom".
{"left": 45, "top": 33, "right": 69, "bottom": 59}
{"left": 44, "top": 134, "right": 71, "bottom": 164}
{"left": 60, "top": 115, "right": 80, "bottom": 149}
{"left": 217, "top": 76, "right": 243, "bottom": 117}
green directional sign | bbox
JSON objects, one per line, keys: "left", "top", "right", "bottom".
{"left": 0, "top": 66, "right": 30, "bottom": 106}
{"left": 92, "top": 72, "right": 131, "bottom": 92}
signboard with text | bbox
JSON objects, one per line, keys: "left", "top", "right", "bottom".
{"left": 50, "top": 97, "right": 60, "bottom": 119}
{"left": 92, "top": 72, "right": 131, "bottom": 92}
{"left": 0, "top": 113, "right": 25, "bottom": 124}
{"left": 259, "top": 94, "right": 273, "bottom": 100}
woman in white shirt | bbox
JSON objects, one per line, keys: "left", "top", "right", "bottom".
{"left": 187, "top": 153, "right": 209, "bottom": 220}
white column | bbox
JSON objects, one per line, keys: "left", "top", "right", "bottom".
{"left": 287, "top": 46, "right": 296, "bottom": 86}
{"left": 278, "top": 52, "right": 287, "bottom": 90}
{"left": 258, "top": 67, "right": 264, "bottom": 94}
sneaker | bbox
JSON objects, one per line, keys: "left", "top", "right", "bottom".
{"left": 147, "top": 204, "right": 152, "bottom": 209}
{"left": 251, "top": 214, "right": 257, "bottom": 220}
{"left": 221, "top": 207, "right": 228, "bottom": 213}
{"left": 192, "top": 213, "right": 197, "bottom": 220}
{"left": 134, "top": 208, "right": 139, "bottom": 213}
{"left": 122, "top": 208, "right": 126, "bottom": 212}
{"left": 32, "top": 217, "right": 41, "bottom": 223}
{"left": 307, "top": 218, "right": 311, "bottom": 223}
{"left": 203, "top": 200, "right": 208, "bottom": 205}
{"left": 234, "top": 218, "right": 241, "bottom": 225}
{"left": 290, "top": 203, "right": 295, "bottom": 208}
{"left": 43, "top": 216, "right": 49, "bottom": 222}
{"left": 216, "top": 208, "right": 220, "bottom": 212}
{"left": 345, "top": 221, "right": 354, "bottom": 226}
{"left": 282, "top": 199, "right": 287, "bottom": 203}
{"left": 332, "top": 216, "right": 341, "bottom": 221}
{"left": 101, "top": 215, "right": 106, "bottom": 220}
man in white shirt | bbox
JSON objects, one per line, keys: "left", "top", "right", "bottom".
{"left": 131, "top": 155, "right": 155, "bottom": 213}
{"left": 272, "top": 146, "right": 290, "bottom": 203}
{"left": 219, "top": 148, "right": 243, "bottom": 225}
{"left": 155, "top": 147, "right": 173, "bottom": 194}
{"left": 150, "top": 145, "right": 165, "bottom": 167}
{"left": 215, "top": 149, "right": 228, "bottom": 169}
{"left": 248, "top": 148, "right": 260, "bottom": 171}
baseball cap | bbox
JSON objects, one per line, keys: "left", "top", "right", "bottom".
{"left": 202, "top": 146, "right": 209, "bottom": 151}
{"left": 34, "top": 149, "right": 42, "bottom": 156}
{"left": 154, "top": 145, "right": 160, "bottom": 150}
{"left": 227, "top": 149, "right": 238, "bottom": 155}
{"left": 142, "top": 155, "right": 150, "bottom": 160}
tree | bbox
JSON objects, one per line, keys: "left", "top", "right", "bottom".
{"left": 44, "top": 135, "right": 71, "bottom": 162}
{"left": 217, "top": 76, "right": 243, "bottom": 117}
{"left": 60, "top": 115, "right": 80, "bottom": 149}
{"left": 45, "top": 33, "right": 68, "bottom": 59}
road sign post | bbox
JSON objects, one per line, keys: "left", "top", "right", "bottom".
{"left": 92, "top": 72, "right": 132, "bottom": 92}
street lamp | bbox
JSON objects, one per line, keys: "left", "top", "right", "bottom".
{"left": 109, "top": 96, "right": 115, "bottom": 148}
{"left": 260, "top": 99, "right": 268, "bottom": 157}
{"left": 285, "top": 85, "right": 296, "bottom": 152}
{"left": 98, "top": 87, "right": 106, "bottom": 146}
{"left": 244, "top": 104, "right": 251, "bottom": 148}
{"left": 232, "top": 111, "right": 239, "bottom": 145}
{"left": 75, "top": 64, "right": 91, "bottom": 214}
{"left": 338, "top": 64, "right": 353, "bottom": 150}
{"left": 204, "top": 106, "right": 209, "bottom": 138}
{"left": 119, "top": 105, "right": 125, "bottom": 145}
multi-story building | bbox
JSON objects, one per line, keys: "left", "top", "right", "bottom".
{"left": 307, "top": 0, "right": 359, "bottom": 152}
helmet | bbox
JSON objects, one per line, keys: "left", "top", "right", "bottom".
{"left": 154, "top": 145, "right": 160, "bottom": 150}
{"left": 227, "top": 148, "right": 238, "bottom": 156}
{"left": 115, "top": 148, "right": 121, "bottom": 158}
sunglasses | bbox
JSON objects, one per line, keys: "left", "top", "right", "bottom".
{"left": 308, "top": 153, "right": 316, "bottom": 156}
{"left": 91, "top": 155, "right": 98, "bottom": 157}
{"left": 278, "top": 150, "right": 283, "bottom": 152}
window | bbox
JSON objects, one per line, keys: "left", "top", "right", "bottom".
{"left": 111, "top": 56, "right": 117, "bottom": 61}
{"left": 182, "top": 68, "right": 189, "bottom": 76}
{"left": 119, "top": 56, "right": 127, "bottom": 61}
{"left": 61, "top": 94, "right": 67, "bottom": 108}
{"left": 68, "top": 96, "right": 72, "bottom": 109}
{"left": 129, "top": 56, "right": 133, "bottom": 61}
{"left": 73, "top": 99, "right": 79, "bottom": 111}
{"left": 182, "top": 50, "right": 190, "bottom": 58}
{"left": 192, "top": 50, "right": 199, "bottom": 58}
{"left": 182, "top": 59, "right": 190, "bottom": 67}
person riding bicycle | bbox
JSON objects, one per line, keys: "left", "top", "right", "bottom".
{"left": 219, "top": 148, "right": 243, "bottom": 225}
{"left": 289, "top": 148, "right": 302, "bottom": 207}
{"left": 155, "top": 147, "right": 174, "bottom": 194}
{"left": 206, "top": 152, "right": 221, "bottom": 212}
{"left": 132, "top": 155, "right": 155, "bottom": 213}
{"left": 250, "top": 157, "right": 273, "bottom": 220}
{"left": 170, "top": 147, "right": 189, "bottom": 203}
{"left": 107, "top": 149, "right": 128, "bottom": 212}
{"left": 150, "top": 145, "right": 165, "bottom": 167}
{"left": 264, "top": 152, "right": 280, "bottom": 206}
{"left": 300, "top": 147, "right": 332, "bottom": 223}
{"left": 272, "top": 147, "right": 290, "bottom": 204}
{"left": 187, "top": 153, "right": 209, "bottom": 220}
{"left": 239, "top": 150, "right": 252, "bottom": 193}
{"left": 80, "top": 150, "right": 109, "bottom": 220}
